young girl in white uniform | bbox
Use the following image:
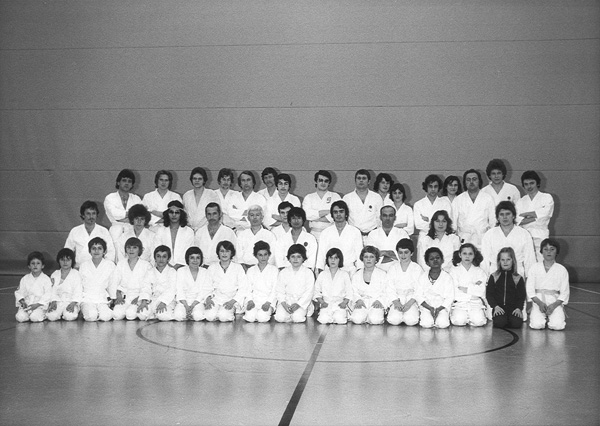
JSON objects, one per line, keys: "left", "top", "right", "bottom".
{"left": 349, "top": 246, "right": 386, "bottom": 325}
{"left": 314, "top": 248, "right": 352, "bottom": 325}
{"left": 274, "top": 244, "right": 315, "bottom": 323}
{"left": 173, "top": 247, "right": 213, "bottom": 321}
{"left": 449, "top": 243, "right": 488, "bottom": 327}
{"left": 79, "top": 237, "right": 117, "bottom": 322}
{"left": 385, "top": 239, "right": 423, "bottom": 326}
{"left": 244, "top": 241, "right": 279, "bottom": 323}
{"left": 47, "top": 248, "right": 82, "bottom": 321}
{"left": 15, "top": 251, "right": 53, "bottom": 323}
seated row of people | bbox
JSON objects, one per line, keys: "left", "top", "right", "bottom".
{"left": 16, "top": 236, "right": 569, "bottom": 331}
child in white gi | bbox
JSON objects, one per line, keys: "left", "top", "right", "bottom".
{"left": 143, "top": 245, "right": 177, "bottom": 321}
{"left": 416, "top": 247, "right": 455, "bottom": 328}
{"left": 274, "top": 244, "right": 315, "bottom": 323}
{"left": 112, "top": 237, "right": 153, "bottom": 320}
{"left": 173, "top": 247, "right": 213, "bottom": 321}
{"left": 15, "top": 251, "right": 52, "bottom": 323}
{"left": 449, "top": 243, "right": 488, "bottom": 327}
{"left": 206, "top": 240, "right": 248, "bottom": 322}
{"left": 385, "top": 239, "right": 423, "bottom": 326}
{"left": 314, "top": 248, "right": 352, "bottom": 325}
{"left": 79, "top": 237, "right": 116, "bottom": 322}
{"left": 47, "top": 248, "right": 82, "bottom": 321}
{"left": 243, "top": 241, "right": 279, "bottom": 323}
{"left": 349, "top": 246, "right": 386, "bottom": 325}
{"left": 527, "top": 238, "right": 570, "bottom": 330}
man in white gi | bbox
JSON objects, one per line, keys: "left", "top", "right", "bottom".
{"left": 228, "top": 170, "right": 267, "bottom": 231}
{"left": 194, "top": 202, "right": 237, "bottom": 267}
{"left": 258, "top": 167, "right": 278, "bottom": 199}
{"left": 142, "top": 170, "right": 183, "bottom": 230}
{"left": 515, "top": 170, "right": 555, "bottom": 260}
{"left": 481, "top": 159, "right": 521, "bottom": 205}
{"left": 343, "top": 169, "right": 383, "bottom": 240}
{"left": 274, "top": 207, "right": 318, "bottom": 270}
{"left": 452, "top": 169, "right": 496, "bottom": 247}
{"left": 413, "top": 174, "right": 452, "bottom": 242}
{"left": 236, "top": 205, "right": 276, "bottom": 270}
{"left": 316, "top": 200, "right": 363, "bottom": 275}
{"left": 103, "top": 168, "right": 142, "bottom": 243}
{"left": 263, "top": 173, "right": 301, "bottom": 228}
{"left": 481, "top": 201, "right": 536, "bottom": 276}
{"left": 302, "top": 170, "right": 341, "bottom": 241}
{"left": 65, "top": 200, "right": 115, "bottom": 267}
{"left": 366, "top": 206, "right": 410, "bottom": 272}
{"left": 270, "top": 201, "right": 293, "bottom": 240}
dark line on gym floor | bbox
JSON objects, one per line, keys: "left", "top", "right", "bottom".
{"left": 567, "top": 306, "right": 600, "bottom": 320}
{"left": 279, "top": 326, "right": 329, "bottom": 426}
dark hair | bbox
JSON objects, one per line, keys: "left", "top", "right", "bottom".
{"left": 153, "top": 245, "right": 172, "bottom": 260}
{"left": 287, "top": 207, "right": 306, "bottom": 225}
{"left": 396, "top": 238, "right": 414, "bottom": 253}
{"left": 115, "top": 169, "right": 135, "bottom": 189}
{"left": 276, "top": 173, "right": 292, "bottom": 186}
{"left": 521, "top": 170, "right": 541, "bottom": 187}
{"left": 205, "top": 202, "right": 221, "bottom": 216}
{"left": 238, "top": 170, "right": 257, "bottom": 188}
{"left": 27, "top": 251, "right": 45, "bottom": 266}
{"left": 389, "top": 183, "right": 406, "bottom": 200}
{"left": 217, "top": 168, "right": 235, "bottom": 183}
{"left": 79, "top": 200, "right": 99, "bottom": 217}
{"left": 287, "top": 244, "right": 307, "bottom": 261}
{"left": 452, "top": 243, "right": 483, "bottom": 267}
{"left": 486, "top": 159, "right": 507, "bottom": 180}
{"left": 495, "top": 200, "right": 517, "bottom": 221}
{"left": 355, "top": 169, "right": 371, "bottom": 180}
{"left": 216, "top": 240, "right": 236, "bottom": 258}
{"left": 253, "top": 240, "right": 271, "bottom": 257}
{"left": 154, "top": 170, "right": 173, "bottom": 190}
{"left": 463, "top": 169, "right": 483, "bottom": 189}
{"left": 360, "top": 245, "right": 380, "bottom": 262}
{"left": 325, "top": 248, "right": 344, "bottom": 267}
{"left": 55, "top": 248, "right": 75, "bottom": 267}
{"left": 427, "top": 210, "right": 454, "bottom": 239}
{"left": 128, "top": 204, "right": 151, "bottom": 225}
{"left": 261, "top": 167, "right": 278, "bottom": 180}
{"left": 330, "top": 200, "right": 349, "bottom": 220}
{"left": 540, "top": 238, "right": 560, "bottom": 255}
{"left": 124, "top": 237, "right": 143, "bottom": 256}
{"left": 374, "top": 173, "right": 394, "bottom": 192}
{"left": 185, "top": 246, "right": 203, "bottom": 265}
{"left": 88, "top": 237, "right": 107, "bottom": 252}
{"left": 278, "top": 201, "right": 294, "bottom": 213}
{"left": 442, "top": 176, "right": 463, "bottom": 196}
{"left": 162, "top": 201, "right": 188, "bottom": 227}
{"left": 424, "top": 247, "right": 444, "bottom": 264}
{"left": 189, "top": 167, "right": 208, "bottom": 184}
{"left": 314, "top": 170, "right": 332, "bottom": 184}
{"left": 422, "top": 174, "right": 443, "bottom": 192}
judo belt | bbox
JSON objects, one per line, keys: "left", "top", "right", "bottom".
{"left": 535, "top": 289, "right": 560, "bottom": 304}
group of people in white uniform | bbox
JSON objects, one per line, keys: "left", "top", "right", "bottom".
{"left": 15, "top": 159, "right": 569, "bottom": 331}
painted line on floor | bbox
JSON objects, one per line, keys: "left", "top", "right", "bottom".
{"left": 569, "top": 302, "right": 600, "bottom": 305}
{"left": 571, "top": 286, "right": 600, "bottom": 295}
{"left": 567, "top": 305, "right": 600, "bottom": 320}
{"left": 0, "top": 325, "right": 17, "bottom": 333}
{"left": 279, "top": 325, "right": 329, "bottom": 426}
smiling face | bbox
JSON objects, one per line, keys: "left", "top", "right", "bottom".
{"left": 126, "top": 245, "right": 141, "bottom": 260}
{"left": 523, "top": 179, "right": 539, "bottom": 197}
{"left": 379, "top": 178, "right": 391, "bottom": 194}
{"left": 188, "top": 253, "right": 202, "bottom": 269}
{"left": 397, "top": 248, "right": 413, "bottom": 263}
{"left": 218, "top": 246, "right": 232, "bottom": 263}
{"left": 446, "top": 180, "right": 459, "bottom": 196}
{"left": 391, "top": 188, "right": 404, "bottom": 203}
{"left": 90, "top": 243, "right": 105, "bottom": 260}
{"left": 316, "top": 175, "right": 330, "bottom": 191}
{"left": 433, "top": 214, "right": 448, "bottom": 234}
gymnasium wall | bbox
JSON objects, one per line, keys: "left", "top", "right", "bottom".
{"left": 1, "top": 1, "right": 599, "bottom": 281}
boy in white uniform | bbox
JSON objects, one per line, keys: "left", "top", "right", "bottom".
{"left": 15, "top": 252, "right": 52, "bottom": 323}
{"left": 314, "top": 248, "right": 352, "bottom": 325}
{"left": 173, "top": 247, "right": 214, "bottom": 321}
{"left": 244, "top": 241, "right": 279, "bottom": 323}
{"left": 386, "top": 239, "right": 423, "bottom": 326}
{"left": 274, "top": 245, "right": 315, "bottom": 323}
{"left": 144, "top": 245, "right": 177, "bottom": 321}
{"left": 79, "top": 237, "right": 117, "bottom": 322}
{"left": 47, "top": 248, "right": 82, "bottom": 321}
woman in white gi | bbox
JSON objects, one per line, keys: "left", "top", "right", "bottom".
{"left": 205, "top": 241, "right": 248, "bottom": 322}
{"left": 416, "top": 247, "right": 454, "bottom": 328}
{"left": 302, "top": 170, "right": 341, "bottom": 241}
{"left": 15, "top": 252, "right": 52, "bottom": 323}
{"left": 116, "top": 204, "right": 155, "bottom": 263}
{"left": 486, "top": 247, "right": 526, "bottom": 329}
{"left": 417, "top": 210, "right": 460, "bottom": 272}
{"left": 173, "top": 247, "right": 213, "bottom": 321}
{"left": 515, "top": 170, "right": 555, "bottom": 260}
{"left": 527, "top": 239, "right": 570, "bottom": 330}
{"left": 144, "top": 245, "right": 177, "bottom": 321}
{"left": 103, "top": 169, "right": 142, "bottom": 243}
{"left": 153, "top": 201, "right": 195, "bottom": 269}
{"left": 142, "top": 170, "right": 183, "bottom": 230}
{"left": 314, "top": 248, "right": 352, "bottom": 325}
{"left": 449, "top": 243, "right": 488, "bottom": 327}
{"left": 183, "top": 167, "right": 220, "bottom": 231}
{"left": 374, "top": 173, "right": 393, "bottom": 201}
{"left": 274, "top": 244, "right": 315, "bottom": 323}
{"left": 80, "top": 237, "right": 117, "bottom": 322}
{"left": 384, "top": 183, "right": 414, "bottom": 235}
{"left": 243, "top": 241, "right": 279, "bottom": 323}
{"left": 385, "top": 239, "right": 423, "bottom": 326}
{"left": 112, "top": 237, "right": 153, "bottom": 321}
{"left": 413, "top": 175, "right": 453, "bottom": 244}
{"left": 349, "top": 246, "right": 386, "bottom": 325}
{"left": 441, "top": 176, "right": 462, "bottom": 208}
{"left": 47, "top": 248, "right": 82, "bottom": 321}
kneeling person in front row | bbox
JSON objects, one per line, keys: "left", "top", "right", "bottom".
{"left": 349, "top": 246, "right": 386, "bottom": 325}
{"left": 145, "top": 245, "right": 177, "bottom": 321}
{"left": 244, "top": 241, "right": 279, "bottom": 323}
{"left": 385, "top": 239, "right": 423, "bottom": 326}
{"left": 80, "top": 237, "right": 116, "bottom": 322}
{"left": 174, "top": 247, "right": 213, "bottom": 321}
{"left": 47, "top": 248, "right": 82, "bottom": 321}
{"left": 274, "top": 244, "right": 315, "bottom": 323}
{"left": 416, "top": 247, "right": 454, "bottom": 328}
{"left": 15, "top": 251, "right": 52, "bottom": 323}
{"left": 314, "top": 248, "right": 352, "bottom": 325}
{"left": 486, "top": 247, "right": 526, "bottom": 329}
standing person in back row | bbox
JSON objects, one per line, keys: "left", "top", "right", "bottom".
{"left": 343, "top": 169, "right": 383, "bottom": 240}
{"left": 481, "top": 159, "right": 521, "bottom": 205}
{"left": 413, "top": 175, "right": 453, "bottom": 244}
{"left": 302, "top": 170, "right": 341, "bottom": 241}
{"left": 142, "top": 170, "right": 183, "bottom": 231}
{"left": 452, "top": 169, "right": 496, "bottom": 247}
{"left": 228, "top": 170, "right": 267, "bottom": 231}
{"left": 103, "top": 169, "right": 142, "bottom": 244}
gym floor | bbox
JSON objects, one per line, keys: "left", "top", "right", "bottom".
{"left": 1, "top": 276, "right": 598, "bottom": 426}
